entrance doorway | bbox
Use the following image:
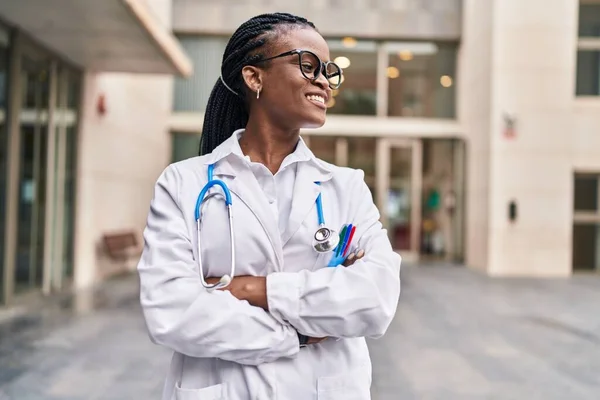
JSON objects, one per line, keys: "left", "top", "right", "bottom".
{"left": 1, "top": 33, "right": 80, "bottom": 305}
{"left": 376, "top": 138, "right": 422, "bottom": 262}
{"left": 307, "top": 134, "right": 465, "bottom": 264}
{"left": 15, "top": 54, "right": 50, "bottom": 294}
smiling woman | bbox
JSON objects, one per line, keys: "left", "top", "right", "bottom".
{"left": 198, "top": 14, "right": 341, "bottom": 156}
{"left": 138, "top": 12, "right": 401, "bottom": 400}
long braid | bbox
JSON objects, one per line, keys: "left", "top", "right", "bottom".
{"left": 199, "top": 13, "right": 317, "bottom": 155}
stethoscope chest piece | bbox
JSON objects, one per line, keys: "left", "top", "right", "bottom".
{"left": 313, "top": 226, "right": 339, "bottom": 253}
{"left": 312, "top": 183, "right": 339, "bottom": 253}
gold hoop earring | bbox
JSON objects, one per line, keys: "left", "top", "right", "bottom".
{"left": 257, "top": 88, "right": 261, "bottom": 99}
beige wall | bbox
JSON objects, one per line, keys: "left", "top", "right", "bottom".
{"left": 458, "top": 0, "right": 494, "bottom": 271}
{"left": 73, "top": 73, "right": 173, "bottom": 288}
{"left": 486, "top": 0, "right": 578, "bottom": 277}
{"left": 460, "top": 0, "right": 587, "bottom": 276}
{"left": 574, "top": 100, "right": 600, "bottom": 171}
{"left": 71, "top": 0, "right": 176, "bottom": 289}
{"left": 141, "top": 0, "right": 172, "bottom": 28}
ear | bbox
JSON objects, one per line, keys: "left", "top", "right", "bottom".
{"left": 241, "top": 65, "right": 263, "bottom": 95}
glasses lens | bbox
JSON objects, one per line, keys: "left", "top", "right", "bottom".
{"left": 300, "top": 52, "right": 320, "bottom": 80}
{"left": 326, "top": 63, "right": 342, "bottom": 89}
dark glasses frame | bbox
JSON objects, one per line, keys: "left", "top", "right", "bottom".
{"left": 251, "top": 49, "right": 343, "bottom": 90}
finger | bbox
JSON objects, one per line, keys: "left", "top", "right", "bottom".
{"left": 356, "top": 249, "right": 365, "bottom": 259}
{"left": 307, "top": 336, "right": 328, "bottom": 345}
{"left": 342, "top": 253, "right": 356, "bottom": 267}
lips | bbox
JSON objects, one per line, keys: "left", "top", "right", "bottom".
{"left": 306, "top": 94, "right": 325, "bottom": 104}
{"left": 306, "top": 92, "right": 328, "bottom": 109}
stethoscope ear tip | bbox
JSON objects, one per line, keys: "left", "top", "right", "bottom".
{"left": 220, "top": 275, "right": 232, "bottom": 286}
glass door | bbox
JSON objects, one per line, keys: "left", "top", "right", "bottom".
{"left": 376, "top": 138, "right": 423, "bottom": 262}
{"left": 48, "top": 66, "right": 80, "bottom": 290}
{"left": 14, "top": 55, "right": 51, "bottom": 294}
{"left": 0, "top": 26, "right": 10, "bottom": 302}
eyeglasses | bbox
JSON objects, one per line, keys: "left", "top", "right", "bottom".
{"left": 253, "top": 49, "right": 343, "bottom": 90}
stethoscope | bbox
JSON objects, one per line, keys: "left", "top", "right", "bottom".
{"left": 195, "top": 163, "right": 339, "bottom": 291}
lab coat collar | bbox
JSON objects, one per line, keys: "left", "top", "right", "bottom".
{"left": 204, "top": 129, "right": 333, "bottom": 182}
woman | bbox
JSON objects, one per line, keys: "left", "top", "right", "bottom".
{"left": 138, "top": 12, "right": 401, "bottom": 400}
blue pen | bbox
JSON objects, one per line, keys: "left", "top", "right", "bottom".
{"left": 328, "top": 224, "right": 356, "bottom": 267}
{"left": 337, "top": 224, "right": 353, "bottom": 257}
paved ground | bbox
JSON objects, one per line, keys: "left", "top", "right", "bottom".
{"left": 0, "top": 264, "right": 599, "bottom": 399}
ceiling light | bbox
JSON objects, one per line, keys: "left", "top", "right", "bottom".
{"left": 341, "top": 37, "right": 357, "bottom": 48}
{"left": 398, "top": 51, "right": 413, "bottom": 61}
{"left": 386, "top": 66, "right": 400, "bottom": 79}
{"left": 440, "top": 75, "right": 453, "bottom": 87}
{"left": 334, "top": 56, "right": 351, "bottom": 69}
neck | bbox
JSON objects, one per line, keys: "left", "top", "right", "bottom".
{"left": 240, "top": 114, "right": 300, "bottom": 174}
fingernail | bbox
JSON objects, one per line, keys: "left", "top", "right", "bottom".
{"left": 357, "top": 249, "right": 365, "bottom": 258}
{"left": 347, "top": 253, "right": 355, "bottom": 261}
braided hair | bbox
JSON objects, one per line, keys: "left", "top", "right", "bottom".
{"left": 198, "top": 12, "right": 317, "bottom": 156}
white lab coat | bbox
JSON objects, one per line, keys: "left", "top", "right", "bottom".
{"left": 137, "top": 133, "right": 401, "bottom": 400}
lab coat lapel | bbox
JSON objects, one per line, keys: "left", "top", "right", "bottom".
{"left": 213, "top": 158, "right": 284, "bottom": 269}
{"left": 282, "top": 161, "right": 333, "bottom": 246}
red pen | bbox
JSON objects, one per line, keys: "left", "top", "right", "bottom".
{"left": 343, "top": 225, "right": 357, "bottom": 257}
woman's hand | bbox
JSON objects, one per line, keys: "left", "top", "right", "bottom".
{"left": 342, "top": 249, "right": 365, "bottom": 267}
{"left": 205, "top": 276, "right": 268, "bottom": 309}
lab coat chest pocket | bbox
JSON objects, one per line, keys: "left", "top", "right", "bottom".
{"left": 187, "top": 186, "right": 274, "bottom": 278}
{"left": 174, "top": 382, "right": 227, "bottom": 400}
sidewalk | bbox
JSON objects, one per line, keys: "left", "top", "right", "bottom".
{"left": 0, "top": 274, "right": 171, "bottom": 400}
{"left": 1, "top": 265, "right": 599, "bottom": 399}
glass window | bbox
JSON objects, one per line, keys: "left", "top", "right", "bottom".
{"left": 0, "top": 25, "right": 10, "bottom": 301}
{"left": 572, "top": 224, "right": 600, "bottom": 271}
{"left": 15, "top": 55, "right": 51, "bottom": 293}
{"left": 574, "top": 174, "right": 598, "bottom": 211}
{"left": 347, "top": 137, "right": 376, "bottom": 190}
{"left": 326, "top": 39, "right": 377, "bottom": 116}
{"left": 579, "top": 4, "right": 600, "bottom": 37}
{"left": 61, "top": 70, "right": 81, "bottom": 279}
{"left": 173, "top": 36, "right": 228, "bottom": 112}
{"left": 387, "top": 42, "right": 456, "bottom": 118}
{"left": 308, "top": 136, "right": 337, "bottom": 164}
{"left": 172, "top": 132, "right": 201, "bottom": 162}
{"left": 576, "top": 50, "right": 600, "bottom": 95}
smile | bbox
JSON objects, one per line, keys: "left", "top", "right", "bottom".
{"left": 306, "top": 94, "right": 326, "bottom": 108}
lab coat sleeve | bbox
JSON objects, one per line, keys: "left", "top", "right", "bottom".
{"left": 138, "top": 165, "right": 300, "bottom": 366}
{"left": 266, "top": 169, "right": 401, "bottom": 339}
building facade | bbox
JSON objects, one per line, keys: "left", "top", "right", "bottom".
{"left": 1, "top": 0, "right": 599, "bottom": 306}
{"left": 0, "top": 0, "right": 191, "bottom": 305}
{"left": 170, "top": 0, "right": 600, "bottom": 277}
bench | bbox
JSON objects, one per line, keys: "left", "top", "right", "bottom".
{"left": 102, "top": 231, "right": 142, "bottom": 262}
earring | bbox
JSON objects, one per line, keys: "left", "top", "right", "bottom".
{"left": 257, "top": 88, "right": 261, "bottom": 99}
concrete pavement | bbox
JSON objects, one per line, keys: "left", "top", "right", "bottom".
{"left": 0, "top": 264, "right": 599, "bottom": 399}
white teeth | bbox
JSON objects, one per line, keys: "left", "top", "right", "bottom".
{"left": 307, "top": 95, "right": 325, "bottom": 104}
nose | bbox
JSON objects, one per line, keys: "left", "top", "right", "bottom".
{"left": 313, "top": 69, "right": 331, "bottom": 95}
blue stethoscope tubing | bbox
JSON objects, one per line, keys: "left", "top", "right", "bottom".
{"left": 195, "top": 164, "right": 338, "bottom": 292}
{"left": 195, "top": 164, "right": 235, "bottom": 291}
